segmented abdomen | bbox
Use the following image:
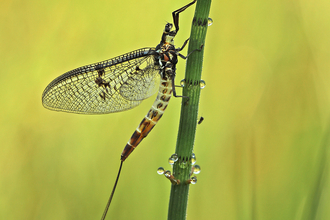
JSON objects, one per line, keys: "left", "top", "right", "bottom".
{"left": 121, "top": 77, "right": 172, "bottom": 161}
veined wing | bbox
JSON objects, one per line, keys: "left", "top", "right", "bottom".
{"left": 42, "top": 48, "right": 160, "bottom": 114}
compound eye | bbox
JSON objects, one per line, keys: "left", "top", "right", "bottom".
{"left": 165, "top": 23, "right": 173, "bottom": 32}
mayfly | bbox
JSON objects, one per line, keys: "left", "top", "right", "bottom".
{"left": 42, "top": 0, "right": 199, "bottom": 219}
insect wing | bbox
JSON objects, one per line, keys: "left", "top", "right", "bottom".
{"left": 119, "top": 58, "right": 160, "bottom": 101}
{"left": 42, "top": 48, "right": 159, "bottom": 114}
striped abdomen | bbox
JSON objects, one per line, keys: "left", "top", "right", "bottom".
{"left": 121, "top": 77, "right": 172, "bottom": 161}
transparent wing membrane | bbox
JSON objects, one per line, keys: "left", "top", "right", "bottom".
{"left": 120, "top": 63, "right": 160, "bottom": 101}
{"left": 42, "top": 48, "right": 159, "bottom": 114}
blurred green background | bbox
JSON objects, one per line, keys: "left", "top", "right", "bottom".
{"left": 1, "top": 0, "right": 330, "bottom": 219}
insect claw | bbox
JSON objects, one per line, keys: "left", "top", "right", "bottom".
{"left": 184, "top": 97, "right": 189, "bottom": 105}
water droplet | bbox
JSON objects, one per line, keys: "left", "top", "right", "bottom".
{"left": 208, "top": 18, "right": 213, "bottom": 26}
{"left": 200, "top": 80, "right": 206, "bottom": 89}
{"left": 191, "top": 153, "right": 196, "bottom": 165}
{"left": 168, "top": 154, "right": 178, "bottom": 165}
{"left": 191, "top": 176, "right": 197, "bottom": 184}
{"left": 180, "top": 79, "right": 186, "bottom": 87}
{"left": 164, "top": 170, "right": 171, "bottom": 178}
{"left": 171, "top": 154, "right": 178, "bottom": 161}
{"left": 157, "top": 167, "right": 165, "bottom": 175}
{"left": 193, "top": 165, "right": 201, "bottom": 174}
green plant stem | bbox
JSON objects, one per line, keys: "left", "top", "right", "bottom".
{"left": 167, "top": 0, "right": 212, "bottom": 219}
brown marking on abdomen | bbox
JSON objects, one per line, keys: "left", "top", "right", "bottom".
{"left": 147, "top": 108, "right": 165, "bottom": 123}
{"left": 121, "top": 144, "right": 135, "bottom": 161}
{"left": 121, "top": 117, "right": 156, "bottom": 161}
{"left": 120, "top": 78, "right": 173, "bottom": 161}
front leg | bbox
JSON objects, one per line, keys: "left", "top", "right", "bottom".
{"left": 172, "top": 0, "right": 197, "bottom": 33}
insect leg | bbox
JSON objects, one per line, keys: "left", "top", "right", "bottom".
{"left": 178, "top": 43, "right": 204, "bottom": 59}
{"left": 172, "top": 0, "right": 197, "bottom": 33}
{"left": 171, "top": 75, "right": 189, "bottom": 101}
{"left": 176, "top": 38, "right": 190, "bottom": 52}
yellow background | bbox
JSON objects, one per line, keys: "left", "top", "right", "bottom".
{"left": 1, "top": 0, "right": 329, "bottom": 219}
